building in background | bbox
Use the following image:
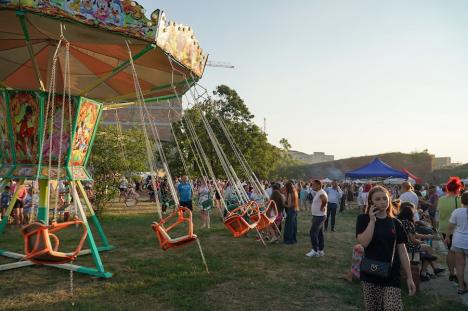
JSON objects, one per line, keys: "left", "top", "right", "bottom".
{"left": 100, "top": 100, "right": 182, "bottom": 141}
{"left": 290, "top": 150, "right": 334, "bottom": 164}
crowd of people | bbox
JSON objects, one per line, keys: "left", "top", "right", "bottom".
{"left": 0, "top": 179, "right": 80, "bottom": 225}
{"left": 4, "top": 172, "right": 465, "bottom": 310}
{"left": 148, "top": 174, "right": 467, "bottom": 310}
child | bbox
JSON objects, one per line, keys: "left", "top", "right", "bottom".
{"left": 1, "top": 186, "right": 11, "bottom": 222}
{"left": 198, "top": 181, "right": 212, "bottom": 229}
{"left": 23, "top": 187, "right": 33, "bottom": 225}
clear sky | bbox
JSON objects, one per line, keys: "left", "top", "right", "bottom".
{"left": 139, "top": 0, "right": 468, "bottom": 163}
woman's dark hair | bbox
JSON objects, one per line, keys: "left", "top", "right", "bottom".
{"left": 398, "top": 202, "right": 415, "bottom": 223}
{"left": 270, "top": 189, "right": 285, "bottom": 213}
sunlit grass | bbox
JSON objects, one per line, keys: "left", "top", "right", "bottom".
{"left": 0, "top": 202, "right": 464, "bottom": 310}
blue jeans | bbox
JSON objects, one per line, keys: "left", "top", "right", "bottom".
{"left": 325, "top": 202, "right": 337, "bottom": 231}
{"left": 310, "top": 216, "right": 326, "bottom": 251}
{"left": 284, "top": 208, "right": 297, "bottom": 244}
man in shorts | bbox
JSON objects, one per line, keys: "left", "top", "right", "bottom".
{"left": 177, "top": 176, "right": 193, "bottom": 211}
{"left": 14, "top": 184, "right": 27, "bottom": 226}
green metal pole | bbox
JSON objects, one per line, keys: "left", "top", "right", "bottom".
{"left": 71, "top": 182, "right": 108, "bottom": 274}
{"left": 76, "top": 181, "right": 111, "bottom": 249}
{"left": 16, "top": 11, "right": 45, "bottom": 91}
{"left": 0, "top": 179, "right": 25, "bottom": 234}
{"left": 37, "top": 180, "right": 49, "bottom": 223}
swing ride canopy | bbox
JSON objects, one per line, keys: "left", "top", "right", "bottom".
{"left": 0, "top": 0, "right": 208, "bottom": 181}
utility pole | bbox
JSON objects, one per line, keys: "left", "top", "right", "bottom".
{"left": 263, "top": 117, "right": 266, "bottom": 133}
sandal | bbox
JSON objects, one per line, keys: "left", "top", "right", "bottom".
{"left": 457, "top": 288, "right": 467, "bottom": 295}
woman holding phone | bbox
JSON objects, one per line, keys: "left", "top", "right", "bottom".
{"left": 356, "top": 186, "right": 416, "bottom": 310}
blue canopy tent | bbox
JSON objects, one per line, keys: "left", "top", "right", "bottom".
{"left": 345, "top": 158, "right": 408, "bottom": 179}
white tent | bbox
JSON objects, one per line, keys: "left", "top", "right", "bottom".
{"left": 383, "top": 177, "right": 414, "bottom": 185}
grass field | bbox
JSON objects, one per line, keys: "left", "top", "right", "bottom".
{"left": 0, "top": 201, "right": 465, "bottom": 311}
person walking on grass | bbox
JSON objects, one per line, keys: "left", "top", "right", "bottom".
{"left": 325, "top": 180, "right": 342, "bottom": 232}
{"left": 306, "top": 179, "right": 328, "bottom": 257}
{"left": 439, "top": 176, "right": 463, "bottom": 283}
{"left": 356, "top": 186, "right": 415, "bottom": 310}
{"left": 283, "top": 181, "right": 299, "bottom": 245}
{"left": 177, "top": 175, "right": 193, "bottom": 211}
{"left": 445, "top": 191, "right": 468, "bottom": 294}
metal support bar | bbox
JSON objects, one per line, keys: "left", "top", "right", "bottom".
{"left": 76, "top": 181, "right": 112, "bottom": 248}
{"left": 16, "top": 11, "right": 45, "bottom": 91}
{"left": 103, "top": 94, "right": 180, "bottom": 111}
{"left": 104, "top": 78, "right": 194, "bottom": 103}
{"left": 70, "top": 182, "right": 109, "bottom": 274}
{"left": 79, "top": 44, "right": 155, "bottom": 96}
{"left": 37, "top": 180, "right": 50, "bottom": 223}
{"left": 0, "top": 250, "right": 112, "bottom": 278}
{"left": 0, "top": 80, "right": 10, "bottom": 89}
{"left": 0, "top": 261, "right": 35, "bottom": 271}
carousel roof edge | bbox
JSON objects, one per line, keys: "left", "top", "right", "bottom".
{"left": 0, "top": 0, "right": 207, "bottom": 78}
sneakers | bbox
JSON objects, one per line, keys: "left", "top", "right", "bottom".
{"left": 306, "top": 250, "right": 324, "bottom": 257}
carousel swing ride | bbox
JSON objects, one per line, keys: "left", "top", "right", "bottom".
{"left": 0, "top": 0, "right": 208, "bottom": 278}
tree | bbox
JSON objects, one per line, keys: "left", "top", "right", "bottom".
{"left": 169, "top": 85, "right": 282, "bottom": 180}
{"left": 88, "top": 125, "right": 148, "bottom": 215}
{"left": 279, "top": 138, "right": 291, "bottom": 153}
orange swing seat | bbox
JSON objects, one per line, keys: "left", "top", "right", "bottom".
{"left": 223, "top": 200, "right": 261, "bottom": 238}
{"left": 250, "top": 200, "right": 278, "bottom": 230}
{"left": 151, "top": 207, "right": 197, "bottom": 251}
{"left": 21, "top": 219, "right": 88, "bottom": 265}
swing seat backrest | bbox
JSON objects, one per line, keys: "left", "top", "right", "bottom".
{"left": 201, "top": 199, "right": 213, "bottom": 209}
{"left": 223, "top": 201, "right": 261, "bottom": 237}
{"left": 253, "top": 200, "right": 278, "bottom": 230}
{"left": 21, "top": 220, "right": 88, "bottom": 265}
{"left": 151, "top": 207, "right": 197, "bottom": 251}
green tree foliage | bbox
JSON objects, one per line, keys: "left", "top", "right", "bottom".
{"left": 279, "top": 138, "right": 292, "bottom": 153}
{"left": 88, "top": 125, "right": 147, "bottom": 214}
{"left": 168, "top": 85, "right": 282, "bottom": 180}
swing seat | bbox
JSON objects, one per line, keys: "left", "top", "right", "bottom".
{"left": 21, "top": 219, "right": 88, "bottom": 265}
{"left": 250, "top": 200, "right": 278, "bottom": 230}
{"left": 152, "top": 207, "right": 197, "bottom": 251}
{"left": 223, "top": 201, "right": 261, "bottom": 238}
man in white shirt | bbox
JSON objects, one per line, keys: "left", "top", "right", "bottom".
{"left": 306, "top": 180, "right": 328, "bottom": 258}
{"left": 324, "top": 180, "right": 343, "bottom": 232}
{"left": 399, "top": 181, "right": 420, "bottom": 221}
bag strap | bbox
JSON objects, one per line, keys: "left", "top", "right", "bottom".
{"left": 390, "top": 219, "right": 397, "bottom": 267}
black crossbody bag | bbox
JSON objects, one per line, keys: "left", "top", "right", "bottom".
{"left": 360, "top": 220, "right": 397, "bottom": 279}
